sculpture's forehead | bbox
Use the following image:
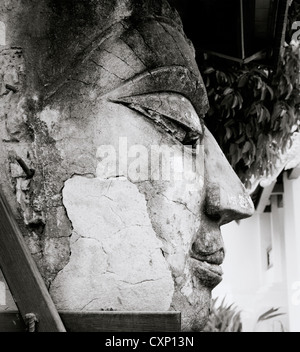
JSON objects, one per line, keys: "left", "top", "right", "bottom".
{"left": 101, "top": 18, "right": 209, "bottom": 116}
{"left": 120, "top": 18, "right": 198, "bottom": 77}
{"left": 45, "top": 18, "right": 209, "bottom": 117}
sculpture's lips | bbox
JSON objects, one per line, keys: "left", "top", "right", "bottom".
{"left": 191, "top": 257, "right": 223, "bottom": 288}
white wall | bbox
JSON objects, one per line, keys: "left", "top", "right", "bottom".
{"left": 213, "top": 172, "right": 300, "bottom": 332}
{"left": 213, "top": 210, "right": 289, "bottom": 331}
{"left": 212, "top": 214, "right": 263, "bottom": 331}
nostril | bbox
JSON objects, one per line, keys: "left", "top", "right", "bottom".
{"left": 204, "top": 206, "right": 222, "bottom": 222}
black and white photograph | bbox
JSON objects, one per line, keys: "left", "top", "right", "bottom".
{"left": 0, "top": 0, "right": 299, "bottom": 336}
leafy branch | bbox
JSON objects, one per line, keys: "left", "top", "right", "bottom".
{"left": 201, "top": 43, "right": 300, "bottom": 188}
{"left": 257, "top": 307, "right": 286, "bottom": 322}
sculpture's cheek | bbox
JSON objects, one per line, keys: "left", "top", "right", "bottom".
{"left": 50, "top": 175, "right": 174, "bottom": 311}
{"left": 44, "top": 98, "right": 209, "bottom": 325}
{"left": 136, "top": 182, "right": 210, "bottom": 331}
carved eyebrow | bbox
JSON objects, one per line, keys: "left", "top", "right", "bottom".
{"left": 103, "top": 65, "right": 209, "bottom": 119}
{"left": 111, "top": 92, "right": 203, "bottom": 135}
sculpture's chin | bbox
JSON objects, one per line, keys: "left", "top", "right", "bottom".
{"left": 188, "top": 306, "right": 211, "bottom": 332}
{"left": 171, "top": 283, "right": 212, "bottom": 332}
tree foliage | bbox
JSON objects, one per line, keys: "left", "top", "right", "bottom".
{"left": 202, "top": 297, "right": 242, "bottom": 332}
{"left": 200, "top": 3, "right": 300, "bottom": 189}
{"left": 201, "top": 45, "right": 300, "bottom": 189}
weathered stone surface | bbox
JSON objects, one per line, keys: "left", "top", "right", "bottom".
{"left": 204, "top": 128, "right": 254, "bottom": 224}
{"left": 50, "top": 175, "right": 174, "bottom": 311}
{"left": 0, "top": 0, "right": 254, "bottom": 331}
{"left": 0, "top": 21, "right": 5, "bottom": 45}
{"left": 0, "top": 46, "right": 72, "bottom": 284}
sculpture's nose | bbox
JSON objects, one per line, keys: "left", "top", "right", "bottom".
{"left": 203, "top": 128, "right": 254, "bottom": 226}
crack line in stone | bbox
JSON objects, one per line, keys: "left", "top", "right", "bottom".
{"left": 119, "top": 278, "right": 162, "bottom": 285}
{"left": 80, "top": 297, "right": 102, "bottom": 311}
{"left": 102, "top": 47, "right": 136, "bottom": 72}
{"left": 160, "top": 193, "right": 198, "bottom": 217}
{"left": 90, "top": 59, "right": 125, "bottom": 81}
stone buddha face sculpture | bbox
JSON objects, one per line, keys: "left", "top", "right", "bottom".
{"left": 0, "top": 0, "right": 254, "bottom": 330}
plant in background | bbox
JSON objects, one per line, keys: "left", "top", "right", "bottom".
{"left": 201, "top": 43, "right": 300, "bottom": 189}
{"left": 199, "top": 1, "right": 300, "bottom": 188}
{"left": 256, "top": 307, "right": 287, "bottom": 332}
{"left": 202, "top": 297, "right": 243, "bottom": 332}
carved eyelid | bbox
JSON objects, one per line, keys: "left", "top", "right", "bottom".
{"left": 111, "top": 92, "right": 204, "bottom": 136}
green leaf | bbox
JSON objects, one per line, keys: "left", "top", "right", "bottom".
{"left": 225, "top": 109, "right": 231, "bottom": 118}
{"left": 258, "top": 106, "right": 266, "bottom": 123}
{"left": 266, "top": 85, "right": 274, "bottom": 100}
{"left": 207, "top": 88, "right": 215, "bottom": 96}
{"left": 223, "top": 87, "right": 234, "bottom": 96}
{"left": 245, "top": 124, "right": 252, "bottom": 138}
{"left": 248, "top": 103, "right": 257, "bottom": 116}
{"left": 235, "top": 135, "right": 246, "bottom": 144}
{"left": 250, "top": 139, "right": 256, "bottom": 159}
{"left": 205, "top": 75, "right": 210, "bottom": 87}
{"left": 203, "top": 67, "right": 215, "bottom": 74}
{"left": 257, "top": 307, "right": 285, "bottom": 322}
{"left": 260, "top": 83, "right": 267, "bottom": 101}
{"left": 225, "top": 127, "right": 232, "bottom": 140}
{"left": 256, "top": 76, "right": 263, "bottom": 89}
{"left": 214, "top": 93, "right": 220, "bottom": 102}
{"left": 220, "top": 94, "right": 233, "bottom": 109}
{"left": 232, "top": 95, "right": 239, "bottom": 109}
{"left": 236, "top": 91, "right": 243, "bottom": 109}
{"left": 263, "top": 106, "right": 271, "bottom": 122}
{"left": 237, "top": 73, "right": 248, "bottom": 88}
{"left": 285, "top": 83, "right": 294, "bottom": 100}
{"left": 242, "top": 141, "right": 251, "bottom": 154}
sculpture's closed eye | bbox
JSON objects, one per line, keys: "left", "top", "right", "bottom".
{"left": 112, "top": 92, "right": 204, "bottom": 148}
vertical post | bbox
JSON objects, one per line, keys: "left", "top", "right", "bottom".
{"left": 0, "top": 281, "right": 5, "bottom": 306}
{"left": 283, "top": 172, "right": 300, "bottom": 332}
{"left": 270, "top": 195, "right": 286, "bottom": 282}
{"left": 240, "top": 0, "right": 245, "bottom": 59}
{"left": 272, "top": 0, "right": 289, "bottom": 68}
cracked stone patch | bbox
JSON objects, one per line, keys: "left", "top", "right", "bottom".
{"left": 50, "top": 175, "right": 174, "bottom": 311}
